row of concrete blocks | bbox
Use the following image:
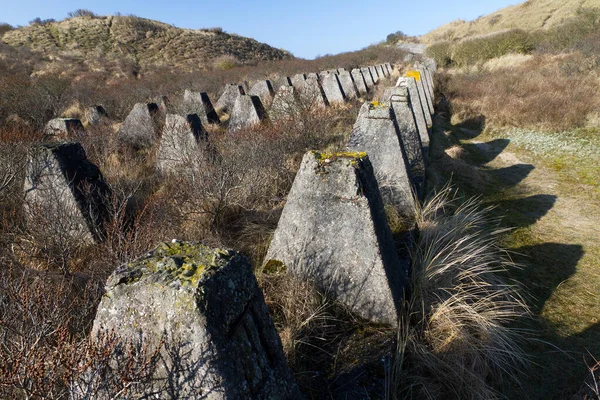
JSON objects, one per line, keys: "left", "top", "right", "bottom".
{"left": 25, "top": 62, "right": 397, "bottom": 250}
{"left": 263, "top": 60, "right": 438, "bottom": 328}
{"left": 24, "top": 59, "right": 435, "bottom": 398}
{"left": 150, "top": 62, "right": 396, "bottom": 175}
{"left": 44, "top": 63, "right": 394, "bottom": 152}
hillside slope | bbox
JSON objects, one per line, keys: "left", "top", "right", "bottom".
{"left": 422, "top": 0, "right": 600, "bottom": 42}
{"left": 1, "top": 15, "right": 292, "bottom": 70}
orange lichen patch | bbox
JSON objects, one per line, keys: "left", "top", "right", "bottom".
{"left": 406, "top": 70, "right": 421, "bottom": 81}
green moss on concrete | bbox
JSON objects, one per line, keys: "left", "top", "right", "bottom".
{"left": 125, "top": 240, "right": 236, "bottom": 287}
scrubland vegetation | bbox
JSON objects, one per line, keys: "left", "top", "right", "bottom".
{"left": 3, "top": 3, "right": 599, "bottom": 399}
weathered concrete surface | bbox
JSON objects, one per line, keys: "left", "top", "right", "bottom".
{"left": 347, "top": 102, "right": 415, "bottom": 217}
{"left": 337, "top": 71, "right": 358, "bottom": 99}
{"left": 228, "top": 95, "right": 267, "bottom": 133}
{"left": 417, "top": 64, "right": 434, "bottom": 106}
{"left": 291, "top": 73, "right": 307, "bottom": 89}
{"left": 249, "top": 80, "right": 276, "bottom": 108}
{"left": 87, "top": 106, "right": 108, "bottom": 125}
{"left": 385, "top": 62, "right": 393, "bottom": 75}
{"left": 296, "top": 77, "right": 328, "bottom": 108}
{"left": 264, "top": 152, "right": 407, "bottom": 325}
{"left": 272, "top": 76, "right": 292, "bottom": 92}
{"left": 321, "top": 73, "right": 346, "bottom": 105}
{"left": 414, "top": 66, "right": 434, "bottom": 114}
{"left": 156, "top": 114, "right": 208, "bottom": 175}
{"left": 91, "top": 241, "right": 301, "bottom": 399}
{"left": 44, "top": 118, "right": 84, "bottom": 137}
{"left": 419, "top": 64, "right": 434, "bottom": 98}
{"left": 397, "top": 77, "right": 429, "bottom": 155}
{"left": 382, "top": 87, "right": 425, "bottom": 198}
{"left": 376, "top": 65, "right": 386, "bottom": 79}
{"left": 306, "top": 72, "right": 319, "bottom": 80}
{"left": 215, "top": 84, "right": 245, "bottom": 114}
{"left": 117, "top": 103, "right": 161, "bottom": 149}
{"left": 318, "top": 70, "right": 331, "bottom": 81}
{"left": 270, "top": 85, "right": 300, "bottom": 122}
{"left": 24, "top": 142, "right": 111, "bottom": 244}
{"left": 183, "top": 90, "right": 220, "bottom": 125}
{"left": 406, "top": 71, "right": 433, "bottom": 127}
{"left": 361, "top": 67, "right": 375, "bottom": 89}
{"left": 351, "top": 68, "right": 368, "bottom": 96}
{"left": 369, "top": 66, "right": 379, "bottom": 83}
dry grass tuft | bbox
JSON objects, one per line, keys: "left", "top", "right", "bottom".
{"left": 390, "top": 186, "right": 529, "bottom": 399}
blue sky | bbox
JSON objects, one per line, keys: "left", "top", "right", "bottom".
{"left": 0, "top": 0, "right": 522, "bottom": 59}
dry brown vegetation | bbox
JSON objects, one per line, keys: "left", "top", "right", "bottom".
{"left": 428, "top": 15, "right": 600, "bottom": 394}
{"left": 0, "top": 40, "right": 410, "bottom": 397}
{"left": 444, "top": 53, "right": 600, "bottom": 131}
{"left": 1, "top": 14, "right": 292, "bottom": 73}
{"left": 421, "top": 0, "right": 600, "bottom": 43}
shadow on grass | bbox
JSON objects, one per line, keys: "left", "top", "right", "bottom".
{"left": 462, "top": 138, "right": 510, "bottom": 165}
{"left": 485, "top": 163, "right": 535, "bottom": 190}
{"left": 490, "top": 194, "right": 557, "bottom": 228}
{"left": 429, "top": 92, "right": 595, "bottom": 399}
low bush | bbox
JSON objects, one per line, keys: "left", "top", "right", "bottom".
{"left": 426, "top": 41, "right": 453, "bottom": 67}
{"left": 452, "top": 29, "right": 534, "bottom": 67}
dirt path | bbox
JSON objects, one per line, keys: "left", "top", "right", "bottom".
{"left": 465, "top": 135, "right": 600, "bottom": 398}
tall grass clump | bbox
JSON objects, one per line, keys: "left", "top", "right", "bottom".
{"left": 391, "top": 187, "right": 529, "bottom": 399}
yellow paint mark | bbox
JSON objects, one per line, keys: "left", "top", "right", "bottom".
{"left": 406, "top": 70, "right": 421, "bottom": 81}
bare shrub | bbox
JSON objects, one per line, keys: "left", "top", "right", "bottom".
{"left": 444, "top": 54, "right": 600, "bottom": 130}
{"left": 67, "top": 9, "right": 97, "bottom": 18}
{"left": 213, "top": 55, "right": 242, "bottom": 71}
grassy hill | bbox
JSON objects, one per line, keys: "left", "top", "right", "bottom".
{"left": 0, "top": 14, "right": 292, "bottom": 71}
{"left": 422, "top": 0, "right": 600, "bottom": 42}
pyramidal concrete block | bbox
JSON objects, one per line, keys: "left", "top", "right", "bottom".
{"left": 264, "top": 151, "right": 408, "bottom": 325}
{"left": 347, "top": 102, "right": 415, "bottom": 218}
{"left": 361, "top": 67, "right": 375, "bottom": 89}
{"left": 337, "top": 70, "right": 358, "bottom": 99}
{"left": 397, "top": 77, "right": 429, "bottom": 155}
{"left": 228, "top": 95, "right": 267, "bottom": 133}
{"left": 351, "top": 68, "right": 368, "bottom": 96}
{"left": 117, "top": 103, "right": 160, "bottom": 149}
{"left": 24, "top": 142, "right": 111, "bottom": 244}
{"left": 271, "top": 76, "right": 292, "bottom": 92}
{"left": 369, "top": 66, "right": 379, "bottom": 83}
{"left": 406, "top": 71, "right": 432, "bottom": 126}
{"left": 90, "top": 241, "right": 301, "bottom": 399}
{"left": 382, "top": 87, "right": 425, "bottom": 197}
{"left": 413, "top": 66, "right": 434, "bottom": 114}
{"left": 44, "top": 118, "right": 84, "bottom": 138}
{"left": 183, "top": 90, "right": 220, "bottom": 125}
{"left": 215, "top": 84, "right": 245, "bottom": 114}
{"left": 321, "top": 73, "right": 346, "bottom": 105}
{"left": 156, "top": 114, "right": 208, "bottom": 175}
{"left": 271, "top": 85, "right": 305, "bottom": 122}
{"left": 296, "top": 77, "right": 328, "bottom": 108}
{"left": 249, "top": 80, "right": 276, "bottom": 109}
{"left": 87, "top": 106, "right": 108, "bottom": 125}
{"left": 291, "top": 73, "right": 307, "bottom": 89}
